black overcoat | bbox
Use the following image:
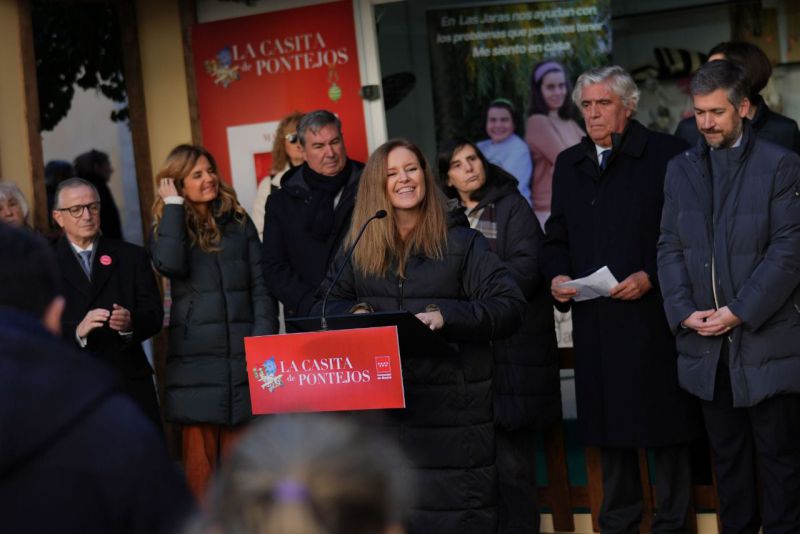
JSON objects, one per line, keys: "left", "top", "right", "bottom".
{"left": 57, "top": 235, "right": 163, "bottom": 425}
{"left": 261, "top": 161, "right": 362, "bottom": 319}
{"left": 320, "top": 223, "right": 526, "bottom": 534}
{"left": 543, "top": 120, "right": 702, "bottom": 448}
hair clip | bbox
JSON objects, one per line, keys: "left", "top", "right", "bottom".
{"left": 274, "top": 479, "right": 308, "bottom": 503}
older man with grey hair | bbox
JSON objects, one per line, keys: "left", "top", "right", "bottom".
{"left": 52, "top": 177, "right": 163, "bottom": 428}
{"left": 543, "top": 65, "right": 702, "bottom": 533}
{"left": 659, "top": 59, "right": 800, "bottom": 533}
{"left": 261, "top": 109, "right": 364, "bottom": 323}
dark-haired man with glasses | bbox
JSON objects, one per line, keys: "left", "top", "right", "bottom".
{"left": 53, "top": 178, "right": 163, "bottom": 429}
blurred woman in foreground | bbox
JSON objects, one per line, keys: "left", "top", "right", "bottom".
{"left": 185, "top": 414, "right": 411, "bottom": 534}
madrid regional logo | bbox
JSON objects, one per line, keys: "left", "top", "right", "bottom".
{"left": 253, "top": 356, "right": 284, "bottom": 393}
{"left": 204, "top": 47, "right": 240, "bottom": 88}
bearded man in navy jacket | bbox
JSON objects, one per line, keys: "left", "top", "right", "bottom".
{"left": 659, "top": 59, "right": 800, "bottom": 533}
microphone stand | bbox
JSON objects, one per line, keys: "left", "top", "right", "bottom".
{"left": 320, "top": 210, "right": 387, "bottom": 330}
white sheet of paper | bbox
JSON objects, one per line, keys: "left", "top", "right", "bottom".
{"left": 558, "top": 266, "right": 619, "bottom": 302}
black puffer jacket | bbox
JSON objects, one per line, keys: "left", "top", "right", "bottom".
{"left": 262, "top": 161, "right": 362, "bottom": 319}
{"left": 150, "top": 203, "right": 278, "bottom": 425}
{"left": 455, "top": 166, "right": 561, "bottom": 430}
{"left": 320, "top": 220, "right": 526, "bottom": 534}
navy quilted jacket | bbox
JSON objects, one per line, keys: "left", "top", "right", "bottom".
{"left": 658, "top": 121, "right": 800, "bottom": 407}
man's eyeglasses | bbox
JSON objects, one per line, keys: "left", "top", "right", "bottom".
{"left": 285, "top": 132, "right": 299, "bottom": 144}
{"left": 57, "top": 202, "right": 101, "bottom": 218}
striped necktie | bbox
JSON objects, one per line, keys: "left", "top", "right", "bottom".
{"left": 79, "top": 250, "right": 92, "bottom": 277}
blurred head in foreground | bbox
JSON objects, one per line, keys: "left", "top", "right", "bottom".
{"left": 186, "top": 414, "right": 412, "bottom": 534}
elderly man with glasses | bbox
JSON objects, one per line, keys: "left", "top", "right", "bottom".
{"left": 52, "top": 178, "right": 163, "bottom": 429}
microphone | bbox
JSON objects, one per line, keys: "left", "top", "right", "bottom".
{"left": 320, "top": 209, "right": 387, "bottom": 330}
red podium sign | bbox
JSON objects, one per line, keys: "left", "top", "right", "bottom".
{"left": 244, "top": 326, "right": 405, "bottom": 414}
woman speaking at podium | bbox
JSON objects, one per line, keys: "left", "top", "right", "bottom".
{"left": 318, "top": 138, "right": 525, "bottom": 534}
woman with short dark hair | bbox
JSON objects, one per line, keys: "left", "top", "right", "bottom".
{"left": 437, "top": 137, "right": 560, "bottom": 534}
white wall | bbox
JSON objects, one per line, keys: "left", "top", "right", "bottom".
{"left": 41, "top": 87, "right": 143, "bottom": 245}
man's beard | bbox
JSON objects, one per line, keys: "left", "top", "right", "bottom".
{"left": 702, "top": 122, "right": 742, "bottom": 149}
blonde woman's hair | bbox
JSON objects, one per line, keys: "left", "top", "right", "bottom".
{"left": 272, "top": 112, "right": 304, "bottom": 174}
{"left": 349, "top": 138, "right": 448, "bottom": 278}
{"left": 184, "top": 414, "right": 412, "bottom": 534}
{"left": 152, "top": 144, "right": 246, "bottom": 252}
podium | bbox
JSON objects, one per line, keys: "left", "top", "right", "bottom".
{"left": 245, "top": 312, "right": 454, "bottom": 415}
{"left": 288, "top": 311, "right": 457, "bottom": 359}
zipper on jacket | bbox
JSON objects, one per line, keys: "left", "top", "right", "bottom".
{"left": 709, "top": 159, "right": 721, "bottom": 311}
{"left": 212, "top": 255, "right": 232, "bottom": 423}
{"left": 397, "top": 277, "right": 405, "bottom": 310}
{"left": 711, "top": 255, "right": 720, "bottom": 310}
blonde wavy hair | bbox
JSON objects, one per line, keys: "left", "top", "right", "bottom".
{"left": 152, "top": 144, "right": 246, "bottom": 252}
{"left": 349, "top": 139, "right": 448, "bottom": 278}
{"left": 272, "top": 112, "right": 304, "bottom": 174}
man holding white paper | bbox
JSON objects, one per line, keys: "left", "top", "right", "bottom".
{"left": 543, "top": 66, "right": 702, "bottom": 534}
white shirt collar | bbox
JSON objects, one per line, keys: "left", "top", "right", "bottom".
{"left": 595, "top": 144, "right": 611, "bottom": 158}
{"left": 69, "top": 240, "right": 94, "bottom": 254}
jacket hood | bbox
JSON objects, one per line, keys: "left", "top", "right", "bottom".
{"left": 446, "top": 202, "right": 470, "bottom": 228}
{"left": 0, "top": 308, "right": 118, "bottom": 477}
{"left": 473, "top": 165, "right": 521, "bottom": 210}
{"left": 445, "top": 164, "right": 520, "bottom": 214}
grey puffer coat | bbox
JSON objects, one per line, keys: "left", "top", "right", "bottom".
{"left": 659, "top": 121, "right": 800, "bottom": 407}
{"left": 320, "top": 221, "right": 526, "bottom": 534}
{"left": 150, "top": 204, "right": 278, "bottom": 425}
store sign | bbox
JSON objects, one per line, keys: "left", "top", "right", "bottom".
{"left": 427, "top": 0, "right": 611, "bottom": 142}
{"left": 244, "top": 326, "right": 405, "bottom": 414}
{"left": 192, "top": 1, "right": 368, "bottom": 217}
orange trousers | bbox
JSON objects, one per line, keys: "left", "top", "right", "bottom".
{"left": 182, "top": 424, "right": 244, "bottom": 501}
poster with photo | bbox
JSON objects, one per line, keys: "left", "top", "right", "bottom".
{"left": 427, "top": 0, "right": 612, "bottom": 143}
